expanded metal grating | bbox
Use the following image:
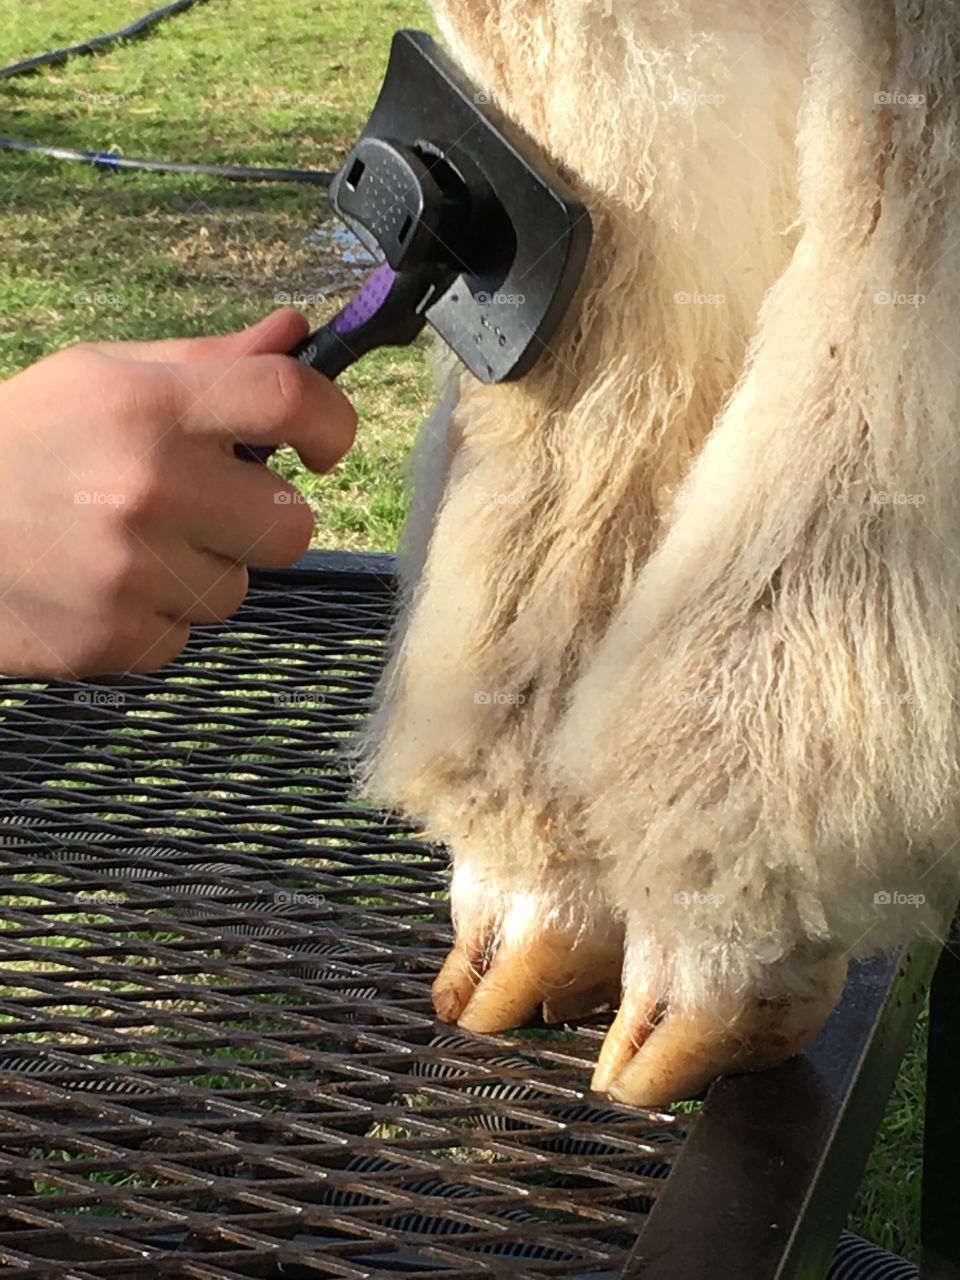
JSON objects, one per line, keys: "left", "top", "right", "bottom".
{"left": 0, "top": 558, "right": 687, "bottom": 1280}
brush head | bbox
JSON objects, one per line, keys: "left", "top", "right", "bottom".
{"left": 328, "top": 29, "right": 593, "bottom": 384}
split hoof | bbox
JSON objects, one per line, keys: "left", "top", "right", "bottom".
{"left": 433, "top": 921, "right": 623, "bottom": 1033}
{"left": 592, "top": 955, "right": 849, "bottom": 1106}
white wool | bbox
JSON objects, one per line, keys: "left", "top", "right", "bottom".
{"left": 356, "top": 0, "right": 960, "bottom": 1006}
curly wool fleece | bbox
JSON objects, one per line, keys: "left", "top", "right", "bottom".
{"left": 357, "top": 0, "right": 960, "bottom": 1009}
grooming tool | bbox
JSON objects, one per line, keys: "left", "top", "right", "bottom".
{"left": 238, "top": 28, "right": 592, "bottom": 462}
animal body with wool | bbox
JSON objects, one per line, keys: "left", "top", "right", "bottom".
{"left": 357, "top": 0, "right": 960, "bottom": 1104}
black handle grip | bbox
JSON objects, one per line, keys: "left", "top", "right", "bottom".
{"left": 234, "top": 263, "right": 436, "bottom": 464}
{"left": 289, "top": 322, "right": 361, "bottom": 380}
{"left": 233, "top": 324, "right": 361, "bottom": 464}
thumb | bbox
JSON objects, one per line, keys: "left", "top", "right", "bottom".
{"left": 177, "top": 308, "right": 312, "bottom": 362}
{"left": 86, "top": 308, "right": 312, "bottom": 365}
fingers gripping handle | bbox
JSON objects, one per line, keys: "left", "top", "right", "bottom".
{"left": 232, "top": 324, "right": 358, "bottom": 465}
{"left": 235, "top": 263, "right": 436, "bottom": 464}
{"left": 290, "top": 324, "right": 363, "bottom": 380}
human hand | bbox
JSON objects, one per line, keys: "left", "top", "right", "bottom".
{"left": 0, "top": 308, "right": 356, "bottom": 677}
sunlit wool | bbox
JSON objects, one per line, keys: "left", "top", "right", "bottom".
{"left": 356, "top": 0, "right": 960, "bottom": 1017}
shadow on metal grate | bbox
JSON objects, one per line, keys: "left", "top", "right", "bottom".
{"left": 0, "top": 555, "right": 685, "bottom": 1280}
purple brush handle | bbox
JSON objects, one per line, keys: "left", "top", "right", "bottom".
{"left": 235, "top": 265, "right": 399, "bottom": 464}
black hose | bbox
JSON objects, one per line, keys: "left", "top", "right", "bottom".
{"left": 0, "top": 1, "right": 335, "bottom": 187}
{"left": 0, "top": 134, "right": 334, "bottom": 185}
{"left": 410, "top": 1032, "right": 552, "bottom": 1131}
{"left": 312, "top": 1155, "right": 577, "bottom": 1262}
{"left": 0, "top": 134, "right": 335, "bottom": 186}
{"left": 0, "top": 0, "right": 213, "bottom": 80}
{"left": 828, "top": 1232, "right": 918, "bottom": 1279}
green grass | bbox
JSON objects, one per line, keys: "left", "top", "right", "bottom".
{"left": 849, "top": 1005, "right": 927, "bottom": 1260}
{"left": 0, "top": 0, "right": 436, "bottom": 549}
{"left": 0, "top": 0, "right": 930, "bottom": 1264}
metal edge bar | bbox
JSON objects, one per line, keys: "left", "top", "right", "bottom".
{"left": 920, "top": 910, "right": 960, "bottom": 1280}
{"left": 625, "top": 932, "right": 944, "bottom": 1280}
{"left": 0, "top": 551, "right": 399, "bottom": 754}
{"left": 249, "top": 549, "right": 398, "bottom": 595}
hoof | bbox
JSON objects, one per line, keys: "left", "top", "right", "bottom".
{"left": 591, "top": 954, "right": 849, "bottom": 1106}
{"left": 433, "top": 914, "right": 623, "bottom": 1032}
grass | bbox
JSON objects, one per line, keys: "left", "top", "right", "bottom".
{"left": 850, "top": 1001, "right": 928, "bottom": 1259}
{"left": 0, "top": 0, "right": 931, "bottom": 1265}
{"left": 0, "top": 0, "right": 436, "bottom": 548}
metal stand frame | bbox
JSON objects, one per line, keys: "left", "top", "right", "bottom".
{"left": 0, "top": 550, "right": 953, "bottom": 1278}
{"left": 921, "top": 915, "right": 960, "bottom": 1280}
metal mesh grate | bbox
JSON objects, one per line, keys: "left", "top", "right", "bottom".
{"left": 0, "top": 562, "right": 686, "bottom": 1279}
